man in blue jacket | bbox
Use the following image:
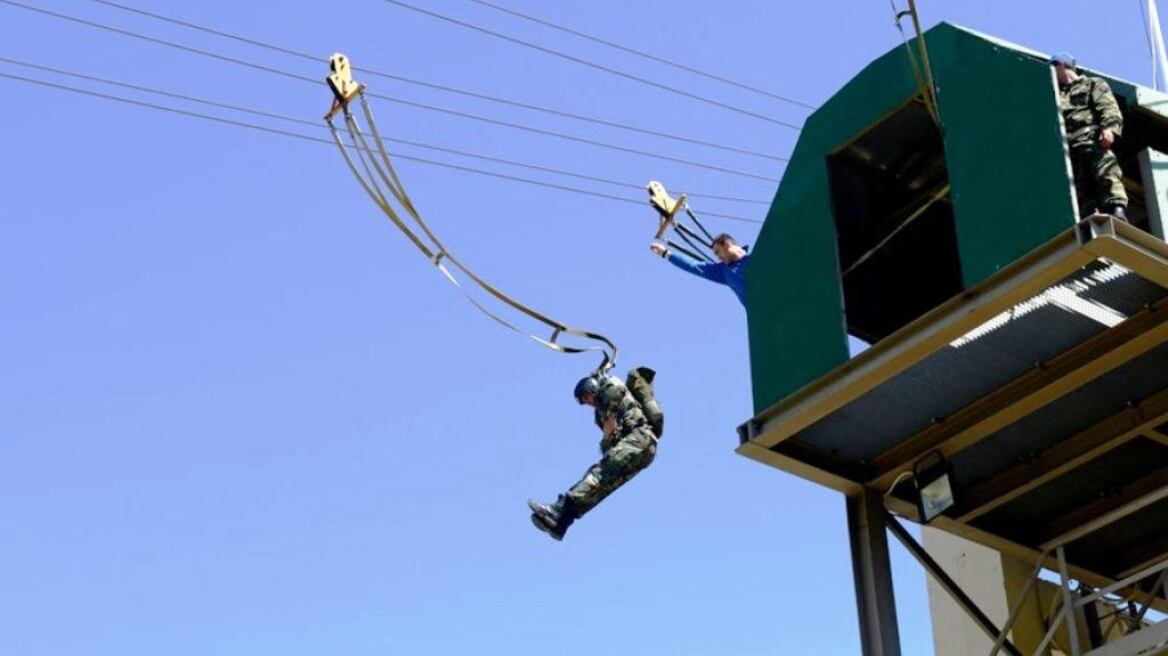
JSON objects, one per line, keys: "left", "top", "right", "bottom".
{"left": 649, "top": 233, "right": 750, "bottom": 307}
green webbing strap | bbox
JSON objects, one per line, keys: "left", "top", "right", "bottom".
{"left": 353, "top": 100, "right": 618, "bottom": 365}
{"left": 665, "top": 240, "right": 708, "bottom": 263}
{"left": 332, "top": 123, "right": 580, "bottom": 354}
{"left": 682, "top": 205, "right": 716, "bottom": 244}
{"left": 670, "top": 226, "right": 712, "bottom": 262}
{"left": 328, "top": 94, "right": 617, "bottom": 372}
{"left": 673, "top": 222, "right": 713, "bottom": 255}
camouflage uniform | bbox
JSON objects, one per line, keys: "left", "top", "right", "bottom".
{"left": 563, "top": 374, "right": 657, "bottom": 517}
{"left": 1059, "top": 75, "right": 1127, "bottom": 214}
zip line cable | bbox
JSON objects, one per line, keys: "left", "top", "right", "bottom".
{"left": 330, "top": 91, "right": 620, "bottom": 369}
{"left": 0, "top": 71, "right": 763, "bottom": 224}
{"left": 0, "top": 0, "right": 780, "bottom": 182}
{"left": 374, "top": 0, "right": 802, "bottom": 128}
{"left": 83, "top": 0, "right": 788, "bottom": 163}
{"left": 0, "top": 56, "right": 766, "bottom": 205}
{"left": 370, "top": 95, "right": 780, "bottom": 181}
{"left": 462, "top": 0, "right": 817, "bottom": 110}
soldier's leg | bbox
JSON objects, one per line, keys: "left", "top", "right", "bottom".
{"left": 529, "top": 428, "right": 657, "bottom": 539}
{"left": 1069, "top": 146, "right": 1098, "bottom": 217}
{"left": 1090, "top": 146, "right": 1128, "bottom": 218}
{"left": 564, "top": 428, "right": 657, "bottom": 518}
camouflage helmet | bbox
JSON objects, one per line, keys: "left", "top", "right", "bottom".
{"left": 573, "top": 375, "right": 600, "bottom": 404}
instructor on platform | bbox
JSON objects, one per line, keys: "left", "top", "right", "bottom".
{"left": 649, "top": 233, "right": 751, "bottom": 308}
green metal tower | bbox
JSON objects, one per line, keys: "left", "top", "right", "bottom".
{"left": 739, "top": 23, "right": 1168, "bottom": 656}
{"left": 746, "top": 22, "right": 1168, "bottom": 413}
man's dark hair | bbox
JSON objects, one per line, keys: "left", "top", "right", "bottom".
{"left": 711, "top": 233, "right": 737, "bottom": 247}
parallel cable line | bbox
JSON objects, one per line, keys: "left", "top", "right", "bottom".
{"left": 379, "top": 95, "right": 779, "bottom": 181}
{"left": 0, "top": 0, "right": 779, "bottom": 182}
{"left": 374, "top": 0, "right": 802, "bottom": 128}
{"left": 462, "top": 0, "right": 817, "bottom": 110}
{"left": 0, "top": 55, "right": 767, "bottom": 204}
{"left": 0, "top": 71, "right": 763, "bottom": 224}
{"left": 84, "top": 0, "right": 788, "bottom": 162}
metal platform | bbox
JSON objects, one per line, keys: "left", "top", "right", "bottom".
{"left": 739, "top": 215, "right": 1168, "bottom": 598}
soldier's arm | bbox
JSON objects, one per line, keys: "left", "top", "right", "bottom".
{"left": 594, "top": 376, "right": 629, "bottom": 425}
{"left": 1093, "top": 79, "right": 1124, "bottom": 137}
{"left": 602, "top": 415, "right": 618, "bottom": 438}
{"left": 666, "top": 250, "right": 726, "bottom": 284}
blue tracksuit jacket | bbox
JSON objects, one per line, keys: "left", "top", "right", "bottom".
{"left": 666, "top": 251, "right": 750, "bottom": 308}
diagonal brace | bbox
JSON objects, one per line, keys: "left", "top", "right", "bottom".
{"left": 883, "top": 511, "right": 1024, "bottom": 656}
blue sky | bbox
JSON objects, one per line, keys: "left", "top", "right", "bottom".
{"left": 0, "top": 1, "right": 1155, "bottom": 655}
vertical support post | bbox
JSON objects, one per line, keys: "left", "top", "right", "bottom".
{"left": 1081, "top": 589, "right": 1104, "bottom": 649}
{"left": 1057, "top": 546, "right": 1083, "bottom": 656}
{"left": 1138, "top": 148, "right": 1168, "bottom": 240}
{"left": 847, "top": 490, "right": 902, "bottom": 656}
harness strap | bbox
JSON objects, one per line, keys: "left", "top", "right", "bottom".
{"left": 327, "top": 90, "right": 618, "bottom": 369}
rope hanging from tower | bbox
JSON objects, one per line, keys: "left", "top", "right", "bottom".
{"left": 890, "top": 0, "right": 941, "bottom": 126}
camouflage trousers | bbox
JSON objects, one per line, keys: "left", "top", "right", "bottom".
{"left": 1069, "top": 142, "right": 1127, "bottom": 215}
{"left": 564, "top": 425, "right": 657, "bottom": 518}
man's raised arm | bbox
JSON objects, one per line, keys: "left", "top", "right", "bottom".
{"left": 649, "top": 243, "right": 725, "bottom": 284}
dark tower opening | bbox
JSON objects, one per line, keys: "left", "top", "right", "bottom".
{"left": 827, "top": 97, "right": 963, "bottom": 344}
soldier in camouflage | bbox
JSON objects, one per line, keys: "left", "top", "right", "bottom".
{"left": 1051, "top": 52, "right": 1128, "bottom": 221}
{"left": 528, "top": 371, "right": 658, "bottom": 541}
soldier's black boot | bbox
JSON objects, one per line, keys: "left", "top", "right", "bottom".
{"left": 527, "top": 496, "right": 576, "bottom": 541}
{"left": 1108, "top": 205, "right": 1128, "bottom": 223}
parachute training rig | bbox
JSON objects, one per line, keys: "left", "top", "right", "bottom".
{"left": 320, "top": 54, "right": 726, "bottom": 370}
{"left": 323, "top": 54, "right": 669, "bottom": 540}
{"left": 322, "top": 53, "right": 619, "bottom": 374}
{"left": 646, "top": 179, "right": 724, "bottom": 263}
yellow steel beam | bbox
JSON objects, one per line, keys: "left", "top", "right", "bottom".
{"left": 1040, "top": 469, "right": 1168, "bottom": 551}
{"left": 1085, "top": 219, "right": 1168, "bottom": 290}
{"left": 869, "top": 300, "right": 1168, "bottom": 489}
{"left": 744, "top": 229, "right": 1093, "bottom": 450}
{"left": 1146, "top": 429, "right": 1168, "bottom": 447}
{"left": 884, "top": 495, "right": 1115, "bottom": 590}
{"left": 736, "top": 441, "right": 862, "bottom": 495}
{"left": 956, "top": 386, "right": 1168, "bottom": 523}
